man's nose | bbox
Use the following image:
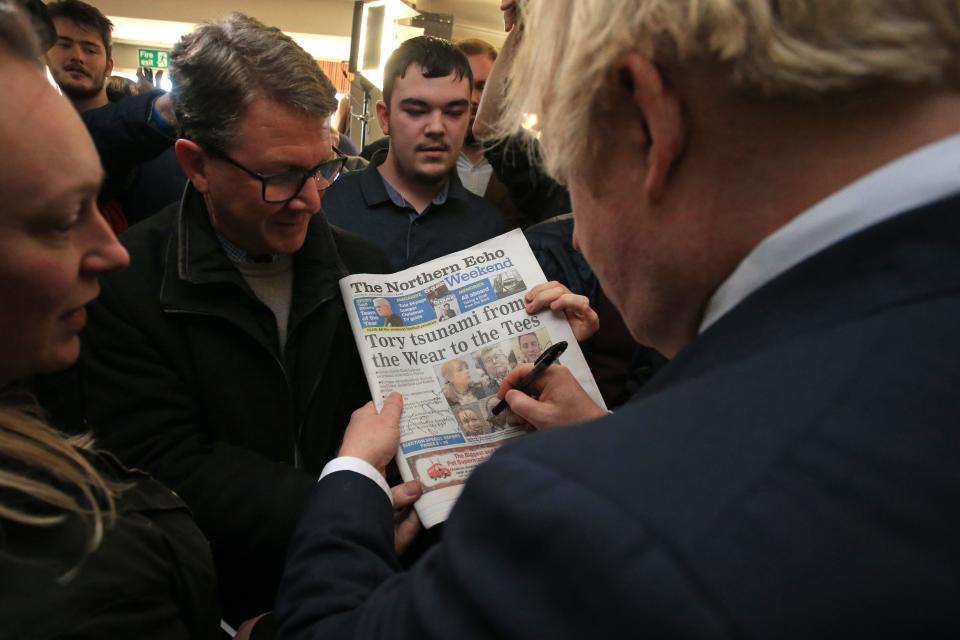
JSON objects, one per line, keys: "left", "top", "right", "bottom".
{"left": 289, "top": 175, "right": 323, "bottom": 212}
{"left": 424, "top": 110, "right": 444, "bottom": 134}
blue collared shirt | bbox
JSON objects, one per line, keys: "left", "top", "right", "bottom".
{"left": 215, "top": 232, "right": 283, "bottom": 264}
{"left": 321, "top": 161, "right": 506, "bottom": 270}
{"left": 379, "top": 171, "right": 450, "bottom": 214}
{"left": 701, "top": 133, "right": 960, "bottom": 332}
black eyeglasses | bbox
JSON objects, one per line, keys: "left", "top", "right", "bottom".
{"left": 205, "top": 146, "right": 347, "bottom": 204}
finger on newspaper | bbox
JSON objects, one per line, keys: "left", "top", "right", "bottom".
{"left": 391, "top": 481, "right": 423, "bottom": 555}
{"left": 525, "top": 281, "right": 600, "bottom": 342}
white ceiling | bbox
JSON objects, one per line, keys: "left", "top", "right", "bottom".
{"left": 98, "top": 0, "right": 508, "bottom": 50}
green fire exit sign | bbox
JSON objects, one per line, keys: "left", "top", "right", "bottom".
{"left": 137, "top": 48, "right": 169, "bottom": 68}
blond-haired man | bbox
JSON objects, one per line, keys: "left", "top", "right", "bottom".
{"left": 277, "top": 2, "right": 960, "bottom": 637}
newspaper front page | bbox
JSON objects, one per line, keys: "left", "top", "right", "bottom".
{"left": 340, "top": 229, "right": 606, "bottom": 527}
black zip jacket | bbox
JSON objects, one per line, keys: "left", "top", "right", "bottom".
{"left": 80, "top": 185, "right": 391, "bottom": 625}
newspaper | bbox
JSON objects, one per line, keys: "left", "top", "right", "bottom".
{"left": 340, "top": 229, "right": 606, "bottom": 527}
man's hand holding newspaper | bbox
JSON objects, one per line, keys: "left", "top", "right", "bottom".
{"left": 340, "top": 393, "right": 406, "bottom": 472}
{"left": 340, "top": 393, "right": 423, "bottom": 554}
{"left": 338, "top": 229, "right": 607, "bottom": 527}
{"left": 338, "top": 278, "right": 603, "bottom": 520}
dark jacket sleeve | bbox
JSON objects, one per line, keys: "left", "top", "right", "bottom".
{"left": 276, "top": 453, "right": 728, "bottom": 639}
{"left": 483, "top": 133, "right": 571, "bottom": 225}
{"left": 81, "top": 90, "right": 174, "bottom": 179}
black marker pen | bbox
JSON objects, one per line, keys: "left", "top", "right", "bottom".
{"left": 491, "top": 340, "right": 568, "bottom": 416}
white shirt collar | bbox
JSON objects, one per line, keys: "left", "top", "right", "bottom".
{"left": 699, "top": 133, "right": 960, "bottom": 333}
{"left": 457, "top": 152, "right": 493, "bottom": 197}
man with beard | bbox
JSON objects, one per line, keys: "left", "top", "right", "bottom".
{"left": 45, "top": 0, "right": 110, "bottom": 112}
{"left": 322, "top": 36, "right": 504, "bottom": 270}
{"left": 45, "top": 0, "right": 181, "bottom": 232}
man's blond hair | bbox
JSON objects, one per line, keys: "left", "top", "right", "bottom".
{"left": 499, "top": 0, "right": 960, "bottom": 185}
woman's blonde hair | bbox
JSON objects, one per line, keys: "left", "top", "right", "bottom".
{"left": 0, "top": 398, "right": 118, "bottom": 562}
{"left": 441, "top": 358, "right": 468, "bottom": 383}
{"left": 499, "top": 0, "right": 960, "bottom": 184}
{"left": 0, "top": 2, "right": 119, "bottom": 575}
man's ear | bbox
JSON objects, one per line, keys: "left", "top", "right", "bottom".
{"left": 617, "top": 53, "right": 685, "bottom": 202}
{"left": 375, "top": 99, "right": 390, "bottom": 136}
{"left": 174, "top": 139, "right": 211, "bottom": 193}
{"left": 105, "top": 58, "right": 114, "bottom": 77}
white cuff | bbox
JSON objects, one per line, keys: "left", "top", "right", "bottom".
{"left": 319, "top": 456, "right": 393, "bottom": 505}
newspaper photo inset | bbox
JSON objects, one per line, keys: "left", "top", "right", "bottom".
{"left": 340, "top": 229, "right": 606, "bottom": 527}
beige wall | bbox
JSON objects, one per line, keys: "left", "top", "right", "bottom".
{"left": 112, "top": 43, "right": 147, "bottom": 71}
{"left": 417, "top": 0, "right": 506, "bottom": 46}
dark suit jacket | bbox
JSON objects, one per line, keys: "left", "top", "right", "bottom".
{"left": 276, "top": 194, "right": 960, "bottom": 638}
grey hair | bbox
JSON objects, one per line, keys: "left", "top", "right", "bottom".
{"left": 499, "top": 0, "right": 960, "bottom": 185}
{"left": 0, "top": 0, "right": 41, "bottom": 63}
{"left": 170, "top": 12, "right": 337, "bottom": 152}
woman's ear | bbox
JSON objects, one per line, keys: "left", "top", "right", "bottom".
{"left": 174, "top": 139, "right": 211, "bottom": 193}
{"left": 616, "top": 53, "right": 685, "bottom": 202}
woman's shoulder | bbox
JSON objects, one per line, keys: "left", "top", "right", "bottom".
{"left": 0, "top": 450, "right": 219, "bottom": 636}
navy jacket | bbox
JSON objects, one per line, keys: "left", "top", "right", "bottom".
{"left": 276, "top": 194, "right": 960, "bottom": 638}
{"left": 82, "top": 90, "right": 172, "bottom": 182}
{"left": 82, "top": 91, "right": 185, "bottom": 225}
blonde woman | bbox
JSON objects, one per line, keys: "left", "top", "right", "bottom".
{"left": 0, "top": 4, "right": 218, "bottom": 636}
{"left": 439, "top": 358, "right": 485, "bottom": 407}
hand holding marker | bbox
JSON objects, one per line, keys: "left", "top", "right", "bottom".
{"left": 491, "top": 341, "right": 568, "bottom": 416}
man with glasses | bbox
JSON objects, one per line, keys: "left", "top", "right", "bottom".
{"left": 77, "top": 13, "right": 416, "bottom": 630}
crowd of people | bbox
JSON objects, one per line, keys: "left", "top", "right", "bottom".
{"left": 1, "top": 0, "right": 959, "bottom": 638}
